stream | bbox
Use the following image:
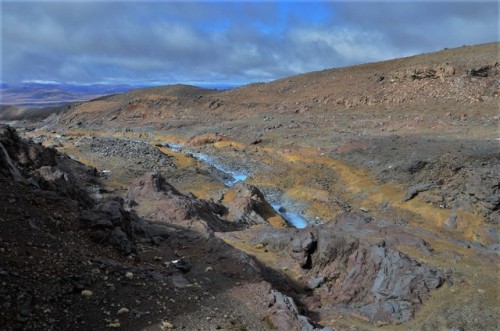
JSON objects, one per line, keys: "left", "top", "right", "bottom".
{"left": 165, "top": 143, "right": 309, "bottom": 228}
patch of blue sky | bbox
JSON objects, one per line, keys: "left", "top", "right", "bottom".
{"left": 194, "top": 19, "right": 232, "bottom": 34}
{"left": 277, "top": 2, "right": 334, "bottom": 25}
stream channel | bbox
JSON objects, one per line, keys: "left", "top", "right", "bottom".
{"left": 166, "top": 143, "right": 309, "bottom": 228}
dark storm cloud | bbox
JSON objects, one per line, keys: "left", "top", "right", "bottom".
{"left": 1, "top": 1, "right": 498, "bottom": 85}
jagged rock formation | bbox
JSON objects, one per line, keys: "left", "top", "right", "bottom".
{"left": 244, "top": 213, "right": 445, "bottom": 324}
{"left": 126, "top": 171, "right": 236, "bottom": 234}
{"left": 0, "top": 125, "right": 95, "bottom": 207}
{"left": 0, "top": 125, "right": 303, "bottom": 331}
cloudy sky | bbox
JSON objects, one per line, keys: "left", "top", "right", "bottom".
{"left": 1, "top": 1, "right": 498, "bottom": 86}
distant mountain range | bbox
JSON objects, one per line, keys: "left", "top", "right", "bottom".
{"left": 0, "top": 83, "right": 139, "bottom": 107}
{"left": 0, "top": 82, "right": 240, "bottom": 108}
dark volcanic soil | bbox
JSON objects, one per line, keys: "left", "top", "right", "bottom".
{"left": 1, "top": 43, "right": 499, "bottom": 331}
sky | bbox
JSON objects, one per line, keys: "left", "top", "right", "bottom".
{"left": 1, "top": 0, "right": 498, "bottom": 87}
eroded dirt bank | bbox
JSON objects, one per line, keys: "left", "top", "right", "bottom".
{"left": 2, "top": 43, "right": 499, "bottom": 330}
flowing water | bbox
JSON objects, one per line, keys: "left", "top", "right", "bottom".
{"left": 191, "top": 152, "right": 248, "bottom": 186}
{"left": 163, "top": 143, "right": 309, "bottom": 228}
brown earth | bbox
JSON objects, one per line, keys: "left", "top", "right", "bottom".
{"left": 1, "top": 43, "right": 499, "bottom": 330}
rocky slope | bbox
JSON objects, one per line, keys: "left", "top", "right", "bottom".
{"left": 0, "top": 125, "right": 322, "bottom": 330}
{"left": 2, "top": 42, "right": 499, "bottom": 330}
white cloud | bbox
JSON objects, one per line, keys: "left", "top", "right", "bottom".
{"left": 290, "top": 27, "right": 398, "bottom": 65}
{"left": 1, "top": 1, "right": 498, "bottom": 85}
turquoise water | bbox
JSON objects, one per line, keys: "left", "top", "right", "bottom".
{"left": 271, "top": 204, "right": 308, "bottom": 229}
{"left": 163, "top": 142, "right": 308, "bottom": 228}
{"left": 192, "top": 152, "right": 248, "bottom": 186}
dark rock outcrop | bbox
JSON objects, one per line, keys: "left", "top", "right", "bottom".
{"left": 403, "top": 182, "right": 438, "bottom": 202}
{"left": 0, "top": 125, "right": 94, "bottom": 207}
{"left": 80, "top": 199, "right": 138, "bottom": 255}
{"left": 246, "top": 213, "right": 445, "bottom": 325}
{"left": 0, "top": 125, "right": 56, "bottom": 171}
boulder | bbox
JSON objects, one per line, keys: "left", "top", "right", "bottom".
{"left": 80, "top": 200, "right": 137, "bottom": 255}
{"left": 221, "top": 182, "right": 285, "bottom": 227}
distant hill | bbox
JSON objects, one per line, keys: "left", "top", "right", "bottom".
{"left": 0, "top": 83, "right": 138, "bottom": 107}
{"left": 0, "top": 82, "right": 239, "bottom": 108}
{"left": 51, "top": 42, "right": 498, "bottom": 130}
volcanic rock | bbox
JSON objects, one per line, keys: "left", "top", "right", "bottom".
{"left": 126, "top": 171, "right": 236, "bottom": 234}
{"left": 221, "top": 182, "right": 285, "bottom": 227}
{"left": 245, "top": 213, "right": 445, "bottom": 324}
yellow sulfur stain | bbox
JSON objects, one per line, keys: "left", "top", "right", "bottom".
{"left": 158, "top": 147, "right": 196, "bottom": 169}
{"left": 213, "top": 140, "right": 245, "bottom": 150}
{"left": 270, "top": 147, "right": 484, "bottom": 241}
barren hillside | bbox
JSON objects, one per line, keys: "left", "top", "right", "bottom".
{"left": 2, "top": 43, "right": 499, "bottom": 331}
